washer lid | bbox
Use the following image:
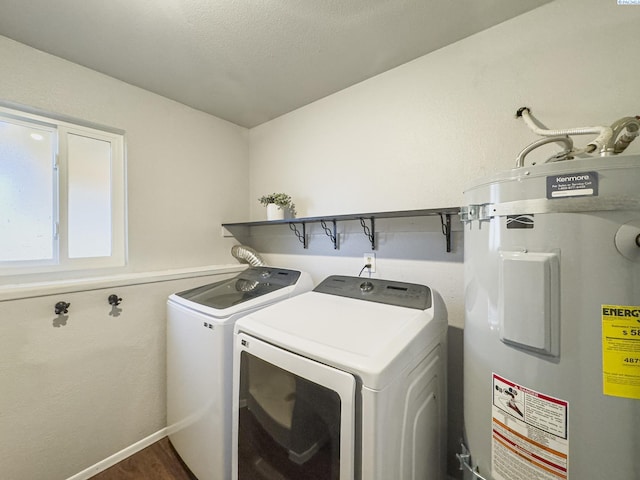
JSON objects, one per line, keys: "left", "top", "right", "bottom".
{"left": 235, "top": 288, "right": 447, "bottom": 390}
{"left": 173, "top": 267, "right": 303, "bottom": 312}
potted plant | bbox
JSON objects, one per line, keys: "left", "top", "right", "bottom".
{"left": 258, "top": 193, "right": 297, "bottom": 220}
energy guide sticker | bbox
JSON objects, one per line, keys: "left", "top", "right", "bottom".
{"left": 491, "top": 374, "right": 568, "bottom": 480}
{"left": 602, "top": 305, "right": 640, "bottom": 399}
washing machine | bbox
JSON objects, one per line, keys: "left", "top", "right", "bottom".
{"left": 231, "top": 275, "right": 448, "bottom": 480}
{"left": 166, "top": 266, "right": 313, "bottom": 480}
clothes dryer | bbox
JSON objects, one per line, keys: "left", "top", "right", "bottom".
{"left": 231, "top": 275, "right": 448, "bottom": 480}
{"left": 167, "top": 267, "right": 313, "bottom": 480}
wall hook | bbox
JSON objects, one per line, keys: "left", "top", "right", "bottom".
{"left": 108, "top": 294, "right": 123, "bottom": 306}
{"left": 55, "top": 301, "right": 70, "bottom": 315}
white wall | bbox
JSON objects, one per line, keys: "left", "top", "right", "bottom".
{"left": 245, "top": 0, "right": 640, "bottom": 345}
{"left": 247, "top": 0, "right": 640, "bottom": 326}
{"left": 250, "top": 0, "right": 640, "bottom": 221}
{"left": 0, "top": 36, "right": 250, "bottom": 479}
{"left": 246, "top": 0, "right": 640, "bottom": 476}
{"left": 0, "top": 271, "right": 244, "bottom": 480}
{"left": 0, "top": 35, "right": 250, "bottom": 277}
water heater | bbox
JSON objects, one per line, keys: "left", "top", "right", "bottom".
{"left": 460, "top": 154, "right": 640, "bottom": 479}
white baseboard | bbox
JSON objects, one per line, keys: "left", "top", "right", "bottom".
{"left": 67, "top": 426, "right": 462, "bottom": 480}
{"left": 66, "top": 428, "right": 167, "bottom": 480}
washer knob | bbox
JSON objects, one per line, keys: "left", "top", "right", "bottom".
{"left": 360, "top": 281, "right": 374, "bottom": 292}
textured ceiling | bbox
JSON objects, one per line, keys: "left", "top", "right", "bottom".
{"left": 0, "top": 0, "right": 550, "bottom": 128}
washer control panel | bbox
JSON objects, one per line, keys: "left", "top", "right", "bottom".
{"left": 314, "top": 275, "right": 431, "bottom": 310}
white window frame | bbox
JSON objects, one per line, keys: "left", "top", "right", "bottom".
{"left": 0, "top": 105, "right": 127, "bottom": 278}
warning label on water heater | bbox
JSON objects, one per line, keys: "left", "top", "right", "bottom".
{"left": 602, "top": 304, "right": 640, "bottom": 399}
{"left": 491, "top": 374, "right": 569, "bottom": 480}
{"left": 546, "top": 171, "right": 598, "bottom": 199}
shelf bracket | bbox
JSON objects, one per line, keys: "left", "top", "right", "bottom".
{"left": 320, "top": 219, "right": 338, "bottom": 249}
{"left": 440, "top": 213, "right": 452, "bottom": 253}
{"left": 359, "top": 217, "right": 376, "bottom": 250}
{"left": 289, "top": 222, "right": 307, "bottom": 249}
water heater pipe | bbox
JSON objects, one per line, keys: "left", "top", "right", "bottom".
{"left": 457, "top": 444, "right": 490, "bottom": 480}
{"left": 515, "top": 135, "right": 574, "bottom": 168}
{"left": 607, "top": 116, "right": 640, "bottom": 154}
{"left": 516, "top": 107, "right": 613, "bottom": 155}
{"left": 231, "top": 245, "right": 266, "bottom": 267}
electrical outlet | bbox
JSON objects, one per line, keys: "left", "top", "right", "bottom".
{"left": 363, "top": 252, "right": 376, "bottom": 273}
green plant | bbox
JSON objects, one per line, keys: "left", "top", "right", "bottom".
{"left": 258, "top": 193, "right": 297, "bottom": 217}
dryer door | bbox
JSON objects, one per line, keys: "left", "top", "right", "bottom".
{"left": 232, "top": 332, "right": 356, "bottom": 480}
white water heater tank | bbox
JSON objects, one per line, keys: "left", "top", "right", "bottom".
{"left": 461, "top": 154, "right": 640, "bottom": 480}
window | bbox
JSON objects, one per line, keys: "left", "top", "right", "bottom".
{"left": 0, "top": 105, "right": 126, "bottom": 277}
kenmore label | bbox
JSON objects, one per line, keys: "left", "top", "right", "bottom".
{"left": 546, "top": 171, "right": 598, "bottom": 199}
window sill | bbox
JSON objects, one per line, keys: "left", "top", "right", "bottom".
{"left": 0, "top": 264, "right": 245, "bottom": 302}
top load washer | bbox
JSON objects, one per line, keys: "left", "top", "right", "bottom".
{"left": 167, "top": 266, "right": 313, "bottom": 480}
{"left": 231, "top": 275, "right": 448, "bottom": 480}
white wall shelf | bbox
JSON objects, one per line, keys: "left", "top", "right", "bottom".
{"left": 223, "top": 207, "right": 460, "bottom": 252}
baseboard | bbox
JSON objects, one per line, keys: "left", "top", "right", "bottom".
{"left": 66, "top": 428, "right": 168, "bottom": 480}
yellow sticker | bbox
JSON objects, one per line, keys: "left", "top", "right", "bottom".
{"left": 602, "top": 305, "right": 640, "bottom": 399}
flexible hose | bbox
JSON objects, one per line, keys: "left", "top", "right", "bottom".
{"left": 608, "top": 116, "right": 640, "bottom": 154}
{"left": 517, "top": 107, "right": 613, "bottom": 154}
{"left": 514, "top": 135, "right": 574, "bottom": 167}
{"left": 231, "top": 245, "right": 266, "bottom": 267}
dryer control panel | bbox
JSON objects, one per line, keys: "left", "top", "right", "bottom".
{"left": 314, "top": 275, "right": 431, "bottom": 310}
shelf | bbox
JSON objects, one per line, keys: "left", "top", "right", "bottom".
{"left": 222, "top": 207, "right": 460, "bottom": 252}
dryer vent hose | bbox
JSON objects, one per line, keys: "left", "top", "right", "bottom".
{"left": 231, "top": 245, "right": 267, "bottom": 267}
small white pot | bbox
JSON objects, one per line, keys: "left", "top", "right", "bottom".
{"left": 266, "top": 203, "right": 285, "bottom": 220}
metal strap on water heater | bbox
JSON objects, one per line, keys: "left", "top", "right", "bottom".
{"left": 461, "top": 195, "right": 640, "bottom": 223}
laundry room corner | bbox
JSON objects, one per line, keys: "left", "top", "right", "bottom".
{"left": 1, "top": 0, "right": 639, "bottom": 478}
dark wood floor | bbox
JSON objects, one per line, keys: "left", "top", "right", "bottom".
{"left": 90, "top": 437, "right": 196, "bottom": 480}
{"left": 90, "top": 410, "right": 334, "bottom": 480}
